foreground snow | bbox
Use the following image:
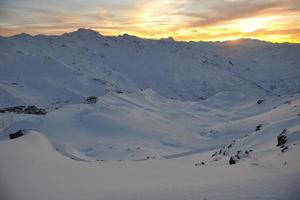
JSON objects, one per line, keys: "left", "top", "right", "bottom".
{"left": 0, "top": 130, "right": 299, "bottom": 200}
{"left": 1, "top": 93, "right": 300, "bottom": 200}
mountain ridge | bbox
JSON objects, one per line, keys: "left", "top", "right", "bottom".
{"left": 3, "top": 28, "right": 300, "bottom": 45}
{"left": 1, "top": 28, "right": 299, "bottom": 106}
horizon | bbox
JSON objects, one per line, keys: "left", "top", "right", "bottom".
{"left": 1, "top": 27, "right": 299, "bottom": 44}
{"left": 0, "top": 0, "right": 300, "bottom": 43}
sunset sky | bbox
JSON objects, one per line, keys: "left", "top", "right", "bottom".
{"left": 0, "top": 0, "right": 299, "bottom": 43}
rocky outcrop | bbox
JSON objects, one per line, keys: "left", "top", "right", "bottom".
{"left": 257, "top": 99, "right": 264, "bottom": 104}
{"left": 0, "top": 105, "right": 47, "bottom": 115}
{"left": 255, "top": 124, "right": 263, "bottom": 131}
{"left": 24, "top": 106, "right": 47, "bottom": 115}
{"left": 229, "top": 156, "right": 237, "bottom": 165}
{"left": 115, "top": 90, "right": 124, "bottom": 94}
{"left": 277, "top": 129, "right": 287, "bottom": 147}
{"left": 229, "top": 149, "right": 252, "bottom": 165}
{"left": 84, "top": 96, "right": 97, "bottom": 104}
{"left": 9, "top": 130, "right": 25, "bottom": 139}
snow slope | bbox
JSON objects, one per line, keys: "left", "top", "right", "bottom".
{"left": 0, "top": 128, "right": 299, "bottom": 200}
{"left": 0, "top": 29, "right": 300, "bottom": 199}
{"left": 1, "top": 28, "right": 300, "bottom": 106}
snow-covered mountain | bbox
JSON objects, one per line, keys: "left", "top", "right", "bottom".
{"left": 1, "top": 28, "right": 299, "bottom": 106}
{"left": 0, "top": 29, "right": 300, "bottom": 200}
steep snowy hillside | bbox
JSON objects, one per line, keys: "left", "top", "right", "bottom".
{"left": 1, "top": 28, "right": 300, "bottom": 107}
{"left": 0, "top": 29, "right": 300, "bottom": 200}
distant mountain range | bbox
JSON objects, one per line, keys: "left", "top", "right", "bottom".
{"left": 1, "top": 28, "right": 299, "bottom": 107}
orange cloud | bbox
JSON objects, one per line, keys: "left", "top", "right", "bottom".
{"left": 0, "top": 0, "right": 299, "bottom": 43}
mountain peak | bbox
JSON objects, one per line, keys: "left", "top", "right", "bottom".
{"left": 77, "top": 28, "right": 99, "bottom": 34}
{"left": 118, "top": 33, "right": 141, "bottom": 40}
{"left": 66, "top": 28, "right": 102, "bottom": 37}
{"left": 11, "top": 32, "right": 33, "bottom": 39}
{"left": 160, "top": 37, "right": 175, "bottom": 42}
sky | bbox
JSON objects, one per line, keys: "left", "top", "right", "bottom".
{"left": 0, "top": 0, "right": 299, "bottom": 43}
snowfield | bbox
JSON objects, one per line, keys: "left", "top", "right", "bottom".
{"left": 1, "top": 130, "right": 300, "bottom": 200}
{"left": 0, "top": 29, "right": 300, "bottom": 200}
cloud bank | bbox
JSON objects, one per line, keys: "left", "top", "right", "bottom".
{"left": 0, "top": 0, "right": 299, "bottom": 42}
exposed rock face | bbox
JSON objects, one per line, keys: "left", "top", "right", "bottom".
{"left": 115, "top": 90, "right": 124, "bottom": 94}
{"left": 84, "top": 96, "right": 97, "bottom": 104}
{"left": 9, "top": 130, "right": 24, "bottom": 139}
{"left": 194, "top": 162, "right": 205, "bottom": 166}
{"left": 229, "top": 156, "right": 236, "bottom": 165}
{"left": 0, "top": 105, "right": 47, "bottom": 115}
{"left": 24, "top": 106, "right": 47, "bottom": 115}
{"left": 277, "top": 129, "right": 287, "bottom": 147}
{"left": 281, "top": 146, "right": 288, "bottom": 153}
{"left": 257, "top": 99, "right": 264, "bottom": 104}
{"left": 256, "top": 124, "right": 263, "bottom": 131}
{"left": 228, "top": 149, "right": 252, "bottom": 165}
{"left": 277, "top": 135, "right": 287, "bottom": 146}
{"left": 0, "top": 106, "right": 26, "bottom": 113}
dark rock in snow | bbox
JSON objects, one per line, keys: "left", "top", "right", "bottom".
{"left": 281, "top": 128, "right": 287, "bottom": 135}
{"left": 211, "top": 152, "right": 217, "bottom": 157}
{"left": 277, "top": 135, "right": 287, "bottom": 146}
{"left": 0, "top": 105, "right": 46, "bottom": 115}
{"left": 115, "top": 90, "right": 124, "bottom": 94}
{"left": 257, "top": 99, "right": 264, "bottom": 104}
{"left": 229, "top": 156, "right": 236, "bottom": 165}
{"left": 85, "top": 96, "right": 97, "bottom": 104}
{"left": 281, "top": 146, "right": 288, "bottom": 153}
{"left": 255, "top": 124, "right": 263, "bottom": 131}
{"left": 195, "top": 162, "right": 205, "bottom": 166}
{"left": 0, "top": 106, "right": 25, "bottom": 114}
{"left": 228, "top": 149, "right": 252, "bottom": 165}
{"left": 24, "top": 105, "right": 47, "bottom": 115}
{"left": 277, "top": 129, "right": 287, "bottom": 146}
{"left": 9, "top": 130, "right": 24, "bottom": 139}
